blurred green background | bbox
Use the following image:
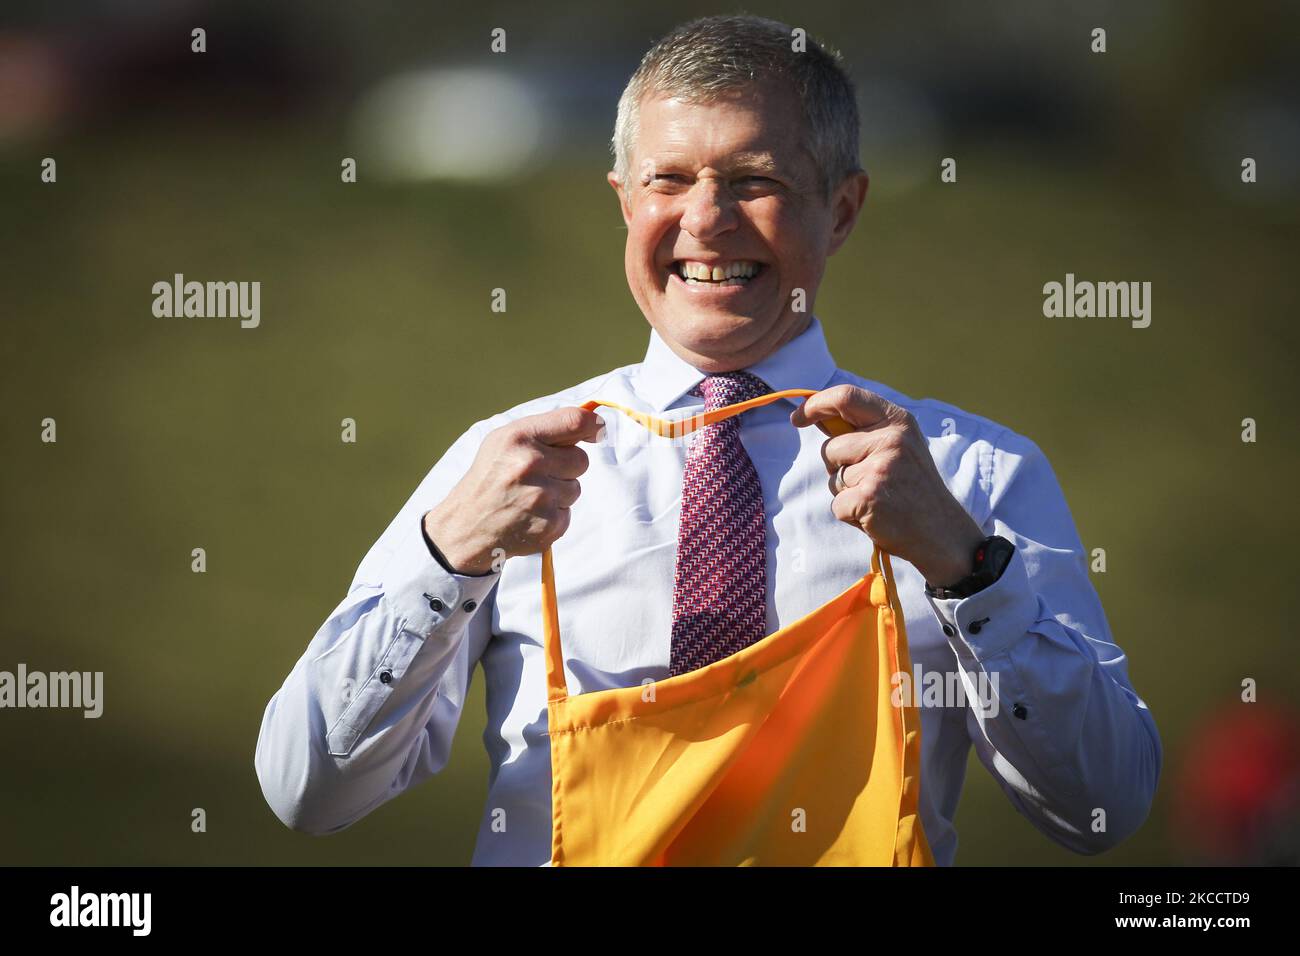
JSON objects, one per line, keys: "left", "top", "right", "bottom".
{"left": 2, "top": 0, "right": 1298, "bottom": 865}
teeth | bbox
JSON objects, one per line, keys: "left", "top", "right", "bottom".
{"left": 676, "top": 261, "right": 760, "bottom": 282}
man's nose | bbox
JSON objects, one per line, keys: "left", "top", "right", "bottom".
{"left": 679, "top": 179, "right": 738, "bottom": 240}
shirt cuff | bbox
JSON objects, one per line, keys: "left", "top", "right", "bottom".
{"left": 379, "top": 512, "right": 500, "bottom": 639}
{"left": 923, "top": 542, "right": 1039, "bottom": 662}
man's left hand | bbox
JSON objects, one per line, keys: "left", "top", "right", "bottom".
{"left": 791, "top": 384, "right": 985, "bottom": 587}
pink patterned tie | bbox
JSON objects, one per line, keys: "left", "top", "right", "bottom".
{"left": 669, "top": 371, "right": 773, "bottom": 677}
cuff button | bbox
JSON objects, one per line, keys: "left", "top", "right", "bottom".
{"left": 462, "top": 599, "right": 477, "bottom": 612}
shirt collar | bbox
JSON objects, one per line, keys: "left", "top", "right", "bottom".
{"left": 633, "top": 315, "right": 839, "bottom": 412}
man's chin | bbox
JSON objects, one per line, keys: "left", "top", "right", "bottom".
{"left": 653, "top": 311, "right": 775, "bottom": 366}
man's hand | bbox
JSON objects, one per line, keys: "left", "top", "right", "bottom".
{"left": 422, "top": 407, "right": 605, "bottom": 576}
{"left": 790, "top": 384, "right": 985, "bottom": 587}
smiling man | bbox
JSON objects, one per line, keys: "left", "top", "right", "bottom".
{"left": 255, "top": 14, "right": 1161, "bottom": 865}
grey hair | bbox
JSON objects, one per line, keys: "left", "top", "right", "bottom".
{"left": 611, "top": 14, "right": 862, "bottom": 201}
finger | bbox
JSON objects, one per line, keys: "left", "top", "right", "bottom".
{"left": 830, "top": 483, "right": 872, "bottom": 528}
{"left": 523, "top": 406, "right": 605, "bottom": 446}
{"left": 790, "top": 384, "right": 898, "bottom": 432}
{"left": 819, "top": 429, "right": 893, "bottom": 472}
{"left": 551, "top": 477, "right": 582, "bottom": 509}
{"left": 530, "top": 502, "right": 572, "bottom": 548}
{"left": 543, "top": 444, "right": 590, "bottom": 480}
{"left": 541, "top": 505, "right": 572, "bottom": 547}
{"left": 826, "top": 459, "right": 872, "bottom": 497}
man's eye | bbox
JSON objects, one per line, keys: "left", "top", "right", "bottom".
{"left": 644, "top": 173, "right": 776, "bottom": 190}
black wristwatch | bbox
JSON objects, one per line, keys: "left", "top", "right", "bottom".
{"left": 924, "top": 535, "right": 1015, "bottom": 600}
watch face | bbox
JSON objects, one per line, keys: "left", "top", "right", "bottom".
{"left": 957, "top": 537, "right": 1013, "bottom": 597}
{"left": 925, "top": 538, "right": 1014, "bottom": 599}
{"left": 988, "top": 536, "right": 1014, "bottom": 571}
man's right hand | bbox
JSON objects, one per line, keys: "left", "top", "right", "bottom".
{"left": 422, "top": 406, "right": 605, "bottom": 575}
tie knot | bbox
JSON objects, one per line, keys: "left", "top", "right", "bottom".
{"left": 696, "top": 371, "right": 772, "bottom": 411}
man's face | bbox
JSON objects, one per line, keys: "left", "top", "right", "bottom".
{"left": 608, "top": 81, "right": 868, "bottom": 373}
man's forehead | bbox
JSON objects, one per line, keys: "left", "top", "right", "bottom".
{"left": 638, "top": 96, "right": 815, "bottom": 172}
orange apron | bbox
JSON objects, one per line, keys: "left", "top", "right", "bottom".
{"left": 541, "top": 388, "right": 934, "bottom": 866}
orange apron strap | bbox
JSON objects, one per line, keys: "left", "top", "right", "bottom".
{"left": 871, "top": 544, "right": 906, "bottom": 631}
{"left": 541, "top": 548, "right": 566, "bottom": 702}
{"left": 541, "top": 388, "right": 860, "bottom": 702}
{"left": 875, "top": 525, "right": 930, "bottom": 864}
{"left": 876, "top": 547, "right": 896, "bottom": 609}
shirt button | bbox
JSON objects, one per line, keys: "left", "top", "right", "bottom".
{"left": 424, "top": 593, "right": 445, "bottom": 612}
{"left": 1012, "top": 702, "right": 1028, "bottom": 719}
{"left": 968, "top": 617, "right": 990, "bottom": 634}
{"left": 462, "top": 599, "right": 477, "bottom": 612}
{"left": 379, "top": 669, "right": 394, "bottom": 685}
{"left": 941, "top": 624, "right": 955, "bottom": 637}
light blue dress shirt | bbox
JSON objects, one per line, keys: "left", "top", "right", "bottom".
{"left": 255, "top": 315, "right": 1161, "bottom": 865}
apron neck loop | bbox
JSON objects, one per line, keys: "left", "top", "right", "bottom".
{"left": 542, "top": 389, "right": 888, "bottom": 702}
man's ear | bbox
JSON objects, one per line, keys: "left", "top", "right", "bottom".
{"left": 825, "top": 170, "right": 869, "bottom": 258}
{"left": 607, "top": 170, "right": 634, "bottom": 227}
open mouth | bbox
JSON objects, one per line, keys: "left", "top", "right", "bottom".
{"left": 669, "top": 260, "right": 766, "bottom": 287}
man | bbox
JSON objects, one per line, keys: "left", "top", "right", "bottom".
{"left": 255, "top": 14, "right": 1161, "bottom": 865}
